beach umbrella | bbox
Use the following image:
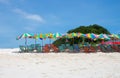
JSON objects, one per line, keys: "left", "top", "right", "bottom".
{"left": 86, "top": 33, "right": 98, "bottom": 39}
{"left": 98, "top": 34, "right": 110, "bottom": 45}
{"left": 71, "top": 32, "right": 78, "bottom": 44}
{"left": 109, "top": 34, "right": 119, "bottom": 39}
{"left": 20, "top": 33, "right": 32, "bottom": 38}
{"left": 47, "top": 33, "right": 53, "bottom": 48}
{"left": 77, "top": 33, "right": 85, "bottom": 44}
{"left": 98, "top": 34, "right": 110, "bottom": 40}
{"left": 16, "top": 36, "right": 21, "bottom": 40}
{"left": 77, "top": 32, "right": 81, "bottom": 38}
{"left": 66, "top": 33, "right": 72, "bottom": 38}
{"left": 71, "top": 32, "right": 77, "bottom": 38}
{"left": 118, "top": 34, "right": 120, "bottom": 39}
{"left": 40, "top": 33, "right": 47, "bottom": 39}
{"left": 77, "top": 33, "right": 85, "bottom": 38}
{"left": 39, "top": 33, "right": 47, "bottom": 47}
{"left": 39, "top": 33, "right": 43, "bottom": 39}
{"left": 17, "top": 33, "right": 33, "bottom": 50}
{"left": 53, "top": 32, "right": 62, "bottom": 39}
{"left": 85, "top": 33, "right": 91, "bottom": 39}
{"left": 33, "top": 34, "right": 39, "bottom": 49}
{"left": 91, "top": 33, "right": 99, "bottom": 39}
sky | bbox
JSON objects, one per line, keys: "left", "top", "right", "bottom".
{"left": 0, "top": 0, "right": 120, "bottom": 48}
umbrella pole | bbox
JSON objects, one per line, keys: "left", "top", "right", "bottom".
{"left": 49, "top": 38, "right": 51, "bottom": 49}
{"left": 73, "top": 37, "right": 74, "bottom": 45}
{"left": 73, "top": 37, "right": 74, "bottom": 50}
{"left": 25, "top": 37, "right": 27, "bottom": 51}
{"left": 42, "top": 39, "right": 44, "bottom": 52}
{"left": 35, "top": 39, "right": 36, "bottom": 50}
{"left": 82, "top": 37, "right": 84, "bottom": 45}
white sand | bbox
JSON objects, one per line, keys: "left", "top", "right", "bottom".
{"left": 0, "top": 49, "right": 120, "bottom": 78}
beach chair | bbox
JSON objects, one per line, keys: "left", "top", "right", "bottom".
{"left": 106, "top": 45, "right": 114, "bottom": 52}
{"left": 118, "top": 45, "right": 120, "bottom": 49}
{"left": 61, "top": 44, "right": 66, "bottom": 49}
{"left": 58, "top": 46, "right": 65, "bottom": 52}
{"left": 91, "top": 44, "right": 96, "bottom": 48}
{"left": 53, "top": 47, "right": 59, "bottom": 52}
{"left": 19, "top": 46, "right": 26, "bottom": 52}
{"left": 83, "top": 46, "right": 89, "bottom": 53}
{"left": 73, "top": 44, "right": 80, "bottom": 52}
{"left": 78, "top": 44, "right": 84, "bottom": 52}
{"left": 27, "top": 46, "right": 33, "bottom": 52}
{"left": 30, "top": 44, "right": 35, "bottom": 50}
{"left": 99, "top": 45, "right": 107, "bottom": 52}
{"left": 111, "top": 45, "right": 120, "bottom": 52}
{"left": 66, "top": 44, "right": 70, "bottom": 47}
{"left": 49, "top": 44, "right": 58, "bottom": 52}
{"left": 89, "top": 46, "right": 96, "bottom": 52}
{"left": 37, "top": 46, "right": 42, "bottom": 52}
{"left": 42, "top": 46, "right": 50, "bottom": 53}
{"left": 68, "top": 46, "right": 74, "bottom": 52}
{"left": 35, "top": 44, "right": 41, "bottom": 50}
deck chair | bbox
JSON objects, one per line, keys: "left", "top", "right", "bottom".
{"left": 89, "top": 46, "right": 96, "bottom": 52}
{"left": 111, "top": 45, "right": 120, "bottom": 52}
{"left": 27, "top": 46, "right": 33, "bottom": 52}
{"left": 83, "top": 46, "right": 89, "bottom": 53}
{"left": 19, "top": 46, "right": 26, "bottom": 52}
{"left": 61, "top": 44, "right": 66, "bottom": 49}
{"left": 68, "top": 46, "right": 74, "bottom": 51}
{"left": 66, "top": 44, "right": 70, "bottom": 47}
{"left": 42, "top": 46, "right": 50, "bottom": 53}
{"left": 73, "top": 44, "right": 80, "bottom": 52}
{"left": 37, "top": 46, "right": 42, "bottom": 52}
{"left": 106, "top": 45, "right": 114, "bottom": 52}
{"left": 99, "top": 45, "right": 107, "bottom": 52}
{"left": 58, "top": 46, "right": 65, "bottom": 52}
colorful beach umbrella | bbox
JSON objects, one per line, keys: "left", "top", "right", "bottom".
{"left": 86, "top": 33, "right": 98, "bottom": 39}
{"left": 85, "top": 33, "right": 91, "bottom": 39}
{"left": 53, "top": 33, "right": 62, "bottom": 39}
{"left": 46, "top": 33, "right": 54, "bottom": 47}
{"left": 39, "top": 33, "right": 47, "bottom": 48}
{"left": 17, "top": 33, "right": 33, "bottom": 49}
{"left": 118, "top": 34, "right": 120, "bottom": 39}
{"left": 77, "top": 32, "right": 84, "bottom": 38}
{"left": 33, "top": 34, "right": 39, "bottom": 49}
{"left": 66, "top": 33, "right": 72, "bottom": 38}
{"left": 20, "top": 33, "right": 32, "bottom": 39}
{"left": 47, "top": 33, "right": 53, "bottom": 38}
{"left": 98, "top": 34, "right": 110, "bottom": 40}
{"left": 109, "top": 34, "right": 119, "bottom": 39}
{"left": 71, "top": 32, "right": 77, "bottom": 38}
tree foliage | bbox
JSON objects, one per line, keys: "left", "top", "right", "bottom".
{"left": 53, "top": 24, "right": 111, "bottom": 46}
{"left": 67, "top": 24, "right": 110, "bottom": 34}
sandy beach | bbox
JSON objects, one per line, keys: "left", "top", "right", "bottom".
{"left": 0, "top": 49, "right": 120, "bottom": 78}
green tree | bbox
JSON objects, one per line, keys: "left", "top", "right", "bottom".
{"left": 53, "top": 24, "right": 111, "bottom": 46}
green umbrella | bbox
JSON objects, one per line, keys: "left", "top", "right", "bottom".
{"left": 18, "top": 33, "right": 32, "bottom": 47}
{"left": 53, "top": 32, "right": 62, "bottom": 39}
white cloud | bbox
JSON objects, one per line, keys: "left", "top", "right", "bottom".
{"left": 0, "top": 0, "right": 9, "bottom": 4}
{"left": 13, "top": 8, "right": 44, "bottom": 23}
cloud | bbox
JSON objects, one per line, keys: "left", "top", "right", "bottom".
{"left": 0, "top": 0, "right": 9, "bottom": 4}
{"left": 13, "top": 8, "right": 44, "bottom": 23}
